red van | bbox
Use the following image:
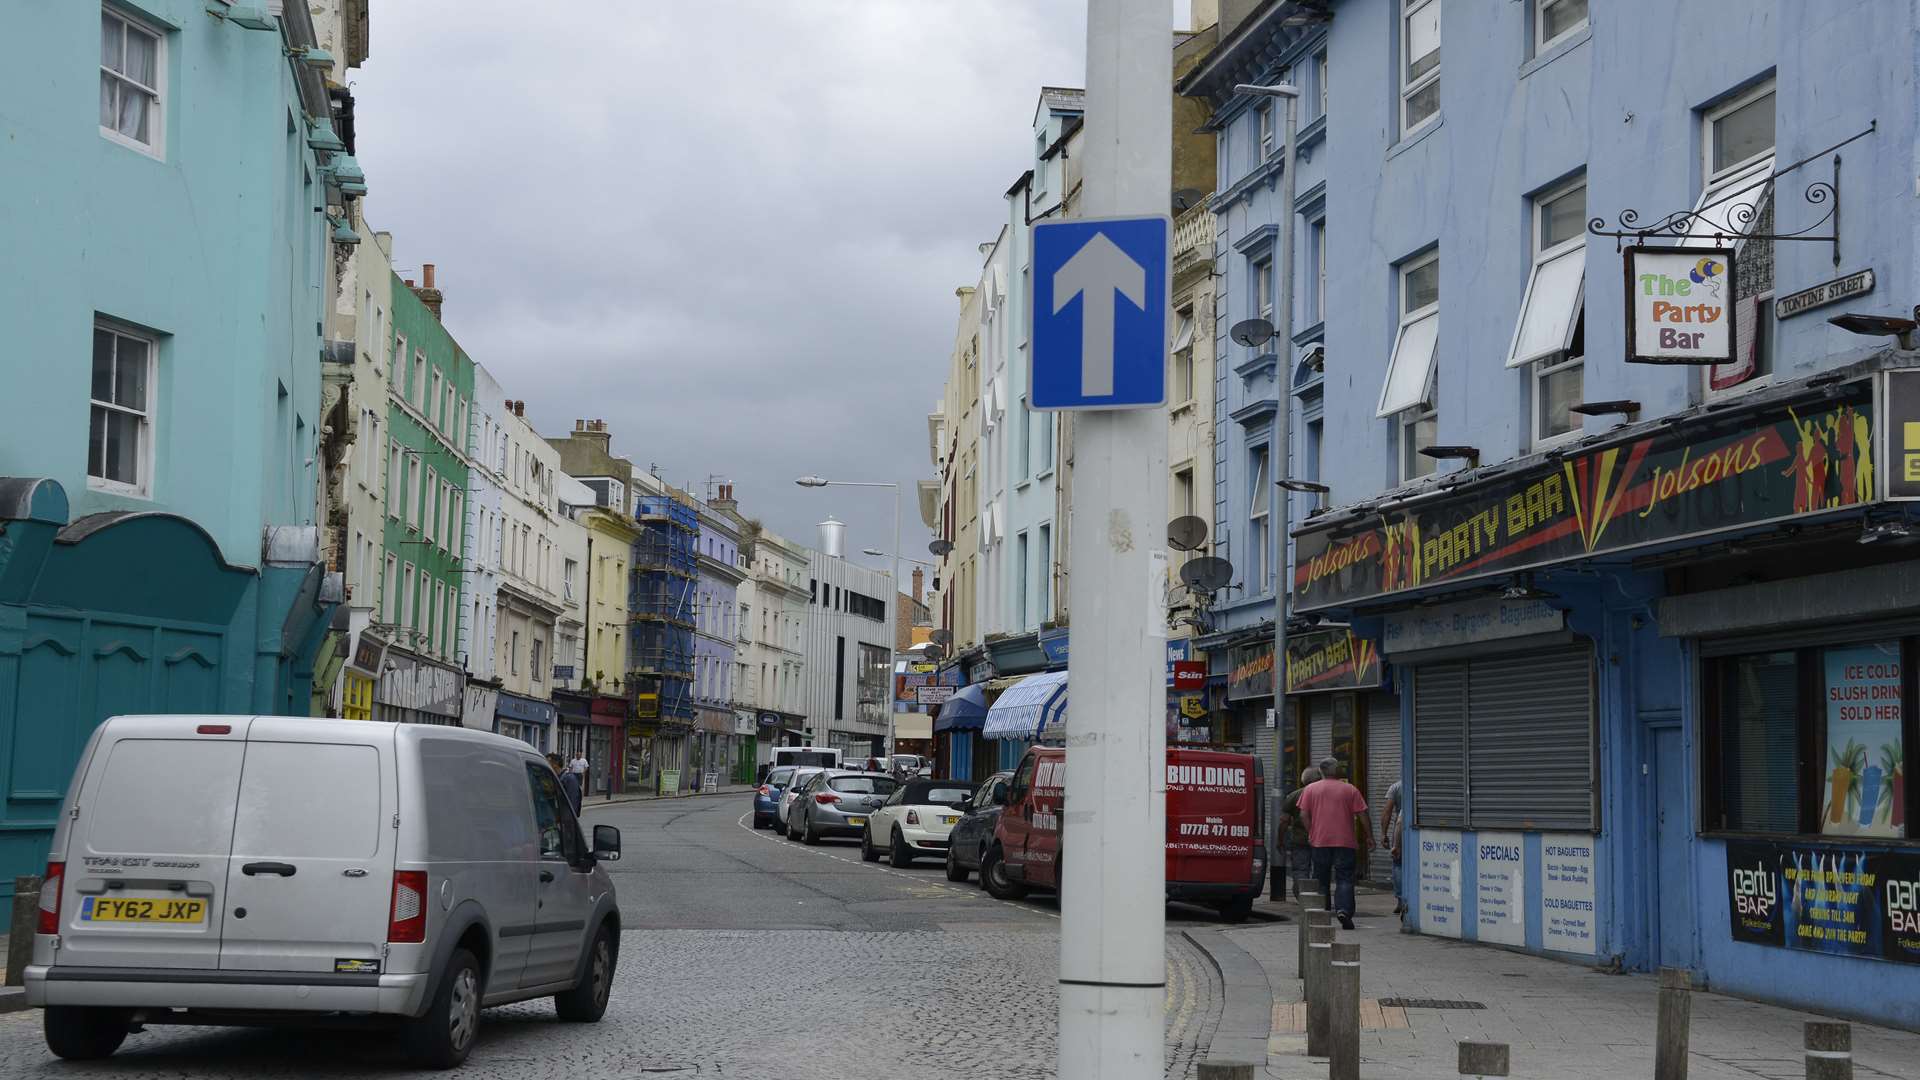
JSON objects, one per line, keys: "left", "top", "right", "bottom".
{"left": 982, "top": 745, "right": 1267, "bottom": 921}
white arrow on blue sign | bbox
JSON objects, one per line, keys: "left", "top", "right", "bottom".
{"left": 1029, "top": 214, "right": 1170, "bottom": 411}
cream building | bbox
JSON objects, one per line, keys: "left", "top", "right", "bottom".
{"left": 492, "top": 402, "right": 565, "bottom": 748}
{"left": 929, "top": 269, "right": 987, "bottom": 653}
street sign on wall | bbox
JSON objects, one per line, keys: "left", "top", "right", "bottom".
{"left": 1030, "top": 215, "right": 1170, "bottom": 410}
{"left": 1624, "top": 245, "right": 1736, "bottom": 364}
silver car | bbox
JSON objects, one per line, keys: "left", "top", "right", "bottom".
{"left": 784, "top": 770, "right": 901, "bottom": 844}
{"left": 27, "top": 715, "right": 621, "bottom": 1068}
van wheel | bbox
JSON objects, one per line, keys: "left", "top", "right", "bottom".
{"left": 403, "top": 947, "right": 482, "bottom": 1069}
{"left": 981, "top": 846, "right": 1028, "bottom": 900}
{"left": 945, "top": 846, "right": 970, "bottom": 882}
{"left": 43, "top": 1006, "right": 130, "bottom": 1060}
{"left": 889, "top": 827, "right": 915, "bottom": 867}
{"left": 555, "top": 924, "right": 616, "bottom": 1022}
{"left": 861, "top": 828, "right": 881, "bottom": 862}
{"left": 1219, "top": 895, "right": 1255, "bottom": 924}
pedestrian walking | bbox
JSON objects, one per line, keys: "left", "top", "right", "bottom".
{"left": 1381, "top": 779, "right": 1406, "bottom": 916}
{"left": 560, "top": 764, "right": 583, "bottom": 816}
{"left": 1278, "top": 766, "right": 1323, "bottom": 891}
{"left": 1299, "top": 757, "right": 1370, "bottom": 929}
{"left": 569, "top": 750, "right": 591, "bottom": 799}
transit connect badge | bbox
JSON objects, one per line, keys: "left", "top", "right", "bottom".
{"left": 1624, "top": 245, "right": 1737, "bottom": 364}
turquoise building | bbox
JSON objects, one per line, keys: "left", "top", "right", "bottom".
{"left": 0, "top": 3, "right": 349, "bottom": 894}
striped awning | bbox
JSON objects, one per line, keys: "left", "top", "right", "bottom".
{"left": 982, "top": 670, "right": 1069, "bottom": 740}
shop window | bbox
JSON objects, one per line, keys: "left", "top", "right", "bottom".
{"left": 1414, "top": 647, "right": 1595, "bottom": 830}
{"left": 1704, "top": 640, "right": 1912, "bottom": 838}
{"left": 1379, "top": 251, "right": 1439, "bottom": 481}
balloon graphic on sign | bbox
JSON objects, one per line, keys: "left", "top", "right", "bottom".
{"left": 1690, "top": 256, "right": 1726, "bottom": 299}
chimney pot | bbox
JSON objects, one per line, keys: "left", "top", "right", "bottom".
{"left": 422, "top": 263, "right": 436, "bottom": 288}
{"left": 404, "top": 279, "right": 415, "bottom": 287}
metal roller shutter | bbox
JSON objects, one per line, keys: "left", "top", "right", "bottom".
{"left": 1466, "top": 647, "right": 1595, "bottom": 830}
{"left": 1364, "top": 693, "right": 1401, "bottom": 886}
{"left": 1413, "top": 662, "right": 1467, "bottom": 827}
{"left": 1309, "top": 697, "right": 1331, "bottom": 766}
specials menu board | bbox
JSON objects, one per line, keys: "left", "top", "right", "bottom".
{"left": 1726, "top": 839, "right": 1920, "bottom": 966}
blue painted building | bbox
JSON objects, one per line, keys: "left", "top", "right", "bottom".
{"left": 1193, "top": 0, "right": 1920, "bottom": 1027}
{"left": 0, "top": 3, "right": 347, "bottom": 894}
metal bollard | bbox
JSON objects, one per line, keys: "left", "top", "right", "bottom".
{"left": 1296, "top": 892, "right": 1324, "bottom": 978}
{"left": 1655, "top": 967, "right": 1692, "bottom": 1080}
{"left": 6, "top": 874, "right": 41, "bottom": 986}
{"left": 1804, "top": 1021, "right": 1852, "bottom": 1080}
{"left": 1458, "top": 1040, "right": 1510, "bottom": 1077}
{"left": 1328, "top": 941, "right": 1360, "bottom": 1080}
{"left": 1305, "top": 920, "right": 1336, "bottom": 1057}
{"left": 1197, "top": 1061, "right": 1257, "bottom": 1080}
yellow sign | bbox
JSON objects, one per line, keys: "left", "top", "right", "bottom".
{"left": 1179, "top": 695, "right": 1208, "bottom": 719}
{"left": 634, "top": 693, "right": 659, "bottom": 718}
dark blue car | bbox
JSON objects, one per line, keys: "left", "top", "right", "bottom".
{"left": 754, "top": 765, "right": 800, "bottom": 829}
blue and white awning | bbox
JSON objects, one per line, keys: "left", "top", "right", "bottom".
{"left": 982, "top": 670, "right": 1069, "bottom": 740}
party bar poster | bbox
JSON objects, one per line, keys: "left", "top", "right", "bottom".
{"left": 1725, "top": 839, "right": 1920, "bottom": 965}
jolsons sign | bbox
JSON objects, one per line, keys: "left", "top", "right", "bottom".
{"left": 1625, "top": 246, "right": 1737, "bottom": 364}
{"left": 1293, "top": 380, "right": 1876, "bottom": 609}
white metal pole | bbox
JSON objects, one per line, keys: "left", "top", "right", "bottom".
{"left": 888, "top": 484, "right": 900, "bottom": 758}
{"left": 1270, "top": 86, "right": 1299, "bottom": 899}
{"left": 1059, "top": 1, "right": 1170, "bottom": 1077}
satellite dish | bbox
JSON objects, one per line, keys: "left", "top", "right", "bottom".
{"left": 1167, "top": 515, "right": 1209, "bottom": 552}
{"left": 1231, "top": 318, "right": 1276, "bottom": 349}
{"left": 1180, "top": 556, "right": 1235, "bottom": 594}
{"left": 1171, "top": 188, "right": 1205, "bottom": 213}
{"left": 922, "top": 643, "right": 947, "bottom": 661}
{"left": 928, "top": 538, "right": 955, "bottom": 557}
{"left": 930, "top": 628, "right": 954, "bottom": 647}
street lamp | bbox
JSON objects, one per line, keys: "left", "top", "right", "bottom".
{"left": 864, "top": 547, "right": 937, "bottom": 569}
{"left": 795, "top": 475, "right": 904, "bottom": 757}
{"left": 1236, "top": 80, "right": 1303, "bottom": 902}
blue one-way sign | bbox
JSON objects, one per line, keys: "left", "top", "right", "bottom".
{"left": 1029, "top": 215, "right": 1170, "bottom": 410}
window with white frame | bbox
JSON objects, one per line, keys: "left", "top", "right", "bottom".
{"left": 100, "top": 8, "right": 161, "bottom": 153}
{"left": 531, "top": 638, "right": 544, "bottom": 683}
{"left": 428, "top": 371, "right": 442, "bottom": 430}
{"left": 1254, "top": 258, "right": 1274, "bottom": 325}
{"left": 413, "top": 351, "right": 427, "bottom": 407}
{"left": 387, "top": 440, "right": 402, "bottom": 518}
{"left": 406, "top": 457, "right": 421, "bottom": 528}
{"left": 1259, "top": 102, "right": 1275, "bottom": 158}
{"left": 1401, "top": 0, "right": 1441, "bottom": 135}
{"left": 89, "top": 322, "right": 155, "bottom": 494}
{"left": 1378, "top": 252, "right": 1440, "bottom": 481}
{"left": 401, "top": 563, "right": 416, "bottom": 631}
{"left": 423, "top": 467, "right": 438, "bottom": 542}
{"left": 1311, "top": 220, "right": 1328, "bottom": 324}
{"left": 1248, "top": 444, "right": 1271, "bottom": 590}
{"left": 1700, "top": 82, "right": 1778, "bottom": 397}
{"left": 448, "top": 491, "right": 462, "bottom": 555}
{"left": 1316, "top": 50, "right": 1329, "bottom": 119}
{"left": 392, "top": 334, "right": 406, "bottom": 380}
{"left": 564, "top": 558, "right": 578, "bottom": 602}
{"left": 1508, "top": 178, "right": 1587, "bottom": 446}
{"left": 510, "top": 630, "right": 521, "bottom": 674}
{"left": 1535, "top": 0, "right": 1587, "bottom": 53}
{"left": 383, "top": 553, "right": 398, "bottom": 624}
{"left": 1171, "top": 307, "right": 1196, "bottom": 404}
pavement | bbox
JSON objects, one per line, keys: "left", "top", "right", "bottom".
{"left": 1181, "top": 886, "right": 1920, "bottom": 1079}
{"left": 0, "top": 790, "right": 1232, "bottom": 1078}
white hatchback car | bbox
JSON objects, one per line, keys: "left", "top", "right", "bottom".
{"left": 860, "top": 779, "right": 979, "bottom": 867}
{"left": 26, "top": 715, "right": 623, "bottom": 1068}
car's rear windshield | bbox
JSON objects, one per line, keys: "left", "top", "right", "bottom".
{"left": 828, "top": 775, "right": 900, "bottom": 795}
{"left": 767, "top": 767, "right": 795, "bottom": 786}
{"left": 904, "top": 782, "right": 976, "bottom": 806}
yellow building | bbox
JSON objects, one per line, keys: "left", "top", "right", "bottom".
{"left": 582, "top": 507, "right": 638, "bottom": 697}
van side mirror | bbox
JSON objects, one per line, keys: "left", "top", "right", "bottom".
{"left": 592, "top": 824, "right": 622, "bottom": 862}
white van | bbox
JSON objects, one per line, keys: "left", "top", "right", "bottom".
{"left": 769, "top": 745, "right": 842, "bottom": 770}
{"left": 24, "top": 715, "right": 624, "bottom": 1068}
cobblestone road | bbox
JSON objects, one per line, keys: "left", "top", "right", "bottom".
{"left": 0, "top": 792, "right": 1227, "bottom": 1078}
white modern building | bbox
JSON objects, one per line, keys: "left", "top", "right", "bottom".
{"left": 804, "top": 518, "right": 894, "bottom": 759}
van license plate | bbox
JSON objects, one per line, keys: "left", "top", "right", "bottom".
{"left": 80, "top": 897, "right": 207, "bottom": 924}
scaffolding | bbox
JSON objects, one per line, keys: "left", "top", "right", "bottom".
{"left": 629, "top": 492, "right": 699, "bottom": 723}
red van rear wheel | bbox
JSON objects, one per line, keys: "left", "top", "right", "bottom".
{"left": 981, "top": 845, "right": 1028, "bottom": 900}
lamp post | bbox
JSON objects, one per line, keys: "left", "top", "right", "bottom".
{"left": 1237, "top": 79, "right": 1301, "bottom": 902}
{"left": 796, "top": 476, "right": 902, "bottom": 757}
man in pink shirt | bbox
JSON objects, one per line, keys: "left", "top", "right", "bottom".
{"left": 1299, "top": 757, "right": 1370, "bottom": 929}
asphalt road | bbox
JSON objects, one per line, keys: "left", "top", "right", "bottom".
{"left": 0, "top": 792, "right": 1228, "bottom": 1078}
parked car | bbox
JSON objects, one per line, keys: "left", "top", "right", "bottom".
{"left": 753, "top": 765, "right": 801, "bottom": 828}
{"left": 883, "top": 754, "right": 931, "bottom": 779}
{"left": 25, "top": 715, "right": 623, "bottom": 1068}
{"left": 944, "top": 771, "right": 1013, "bottom": 882}
{"left": 774, "top": 766, "right": 829, "bottom": 829}
{"left": 982, "top": 745, "right": 1266, "bottom": 922}
{"left": 861, "top": 779, "right": 977, "bottom": 867}
{"left": 784, "top": 771, "right": 899, "bottom": 844}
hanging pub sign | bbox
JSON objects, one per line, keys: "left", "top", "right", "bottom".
{"left": 1284, "top": 627, "right": 1385, "bottom": 694}
{"left": 1624, "top": 245, "right": 1737, "bottom": 365}
{"left": 1292, "top": 381, "right": 1874, "bottom": 610}
{"left": 1882, "top": 369, "right": 1920, "bottom": 501}
{"left": 1725, "top": 839, "right": 1920, "bottom": 966}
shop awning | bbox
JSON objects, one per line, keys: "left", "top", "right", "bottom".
{"left": 983, "top": 670, "right": 1069, "bottom": 740}
{"left": 933, "top": 683, "right": 989, "bottom": 733}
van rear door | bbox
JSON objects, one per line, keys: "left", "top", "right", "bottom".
{"left": 1165, "top": 750, "right": 1257, "bottom": 886}
{"left": 57, "top": 717, "right": 253, "bottom": 969}
{"left": 219, "top": 719, "right": 398, "bottom": 973}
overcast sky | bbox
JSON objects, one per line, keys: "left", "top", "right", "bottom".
{"left": 353, "top": 2, "right": 1216, "bottom": 584}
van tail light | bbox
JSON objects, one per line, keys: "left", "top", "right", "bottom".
{"left": 388, "top": 870, "right": 428, "bottom": 943}
{"left": 814, "top": 792, "right": 840, "bottom": 805}
{"left": 196, "top": 724, "right": 232, "bottom": 735}
{"left": 37, "top": 861, "right": 63, "bottom": 935}
{"left": 906, "top": 809, "right": 921, "bottom": 825}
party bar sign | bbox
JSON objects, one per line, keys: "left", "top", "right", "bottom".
{"left": 1725, "top": 839, "right": 1920, "bottom": 966}
{"left": 1625, "top": 246, "right": 1737, "bottom": 365}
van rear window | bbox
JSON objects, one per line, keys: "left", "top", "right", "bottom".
{"left": 781, "top": 751, "right": 838, "bottom": 768}
{"left": 232, "top": 742, "right": 381, "bottom": 859}
{"left": 87, "top": 739, "right": 245, "bottom": 855}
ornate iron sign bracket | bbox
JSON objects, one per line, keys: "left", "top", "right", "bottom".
{"left": 1589, "top": 121, "right": 1876, "bottom": 267}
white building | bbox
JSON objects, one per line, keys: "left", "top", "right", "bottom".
{"left": 458, "top": 364, "right": 507, "bottom": 729}
{"left": 492, "top": 400, "right": 565, "bottom": 749}
{"left": 732, "top": 523, "right": 811, "bottom": 751}
{"left": 804, "top": 518, "right": 894, "bottom": 759}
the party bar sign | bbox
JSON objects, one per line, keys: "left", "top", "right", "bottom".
{"left": 1625, "top": 246, "right": 1737, "bottom": 365}
{"left": 1725, "top": 839, "right": 1920, "bottom": 966}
